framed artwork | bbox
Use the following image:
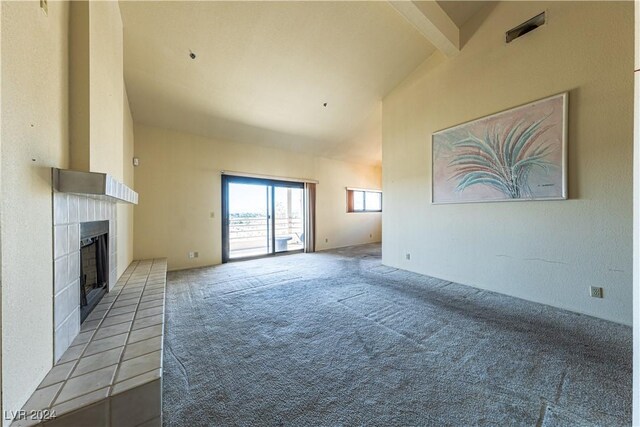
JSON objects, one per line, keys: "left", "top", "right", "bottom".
{"left": 432, "top": 92, "right": 568, "bottom": 204}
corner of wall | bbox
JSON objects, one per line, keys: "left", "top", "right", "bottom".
{"left": 117, "top": 86, "right": 135, "bottom": 277}
{"left": 631, "top": 1, "right": 639, "bottom": 424}
{"left": 69, "top": 0, "right": 90, "bottom": 172}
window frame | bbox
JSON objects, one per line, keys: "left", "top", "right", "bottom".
{"left": 346, "top": 188, "right": 382, "bottom": 213}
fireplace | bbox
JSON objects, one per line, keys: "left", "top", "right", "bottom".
{"left": 80, "top": 221, "right": 109, "bottom": 323}
{"left": 53, "top": 193, "right": 120, "bottom": 361}
{"left": 53, "top": 169, "right": 138, "bottom": 361}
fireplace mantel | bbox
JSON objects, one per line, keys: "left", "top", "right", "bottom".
{"left": 53, "top": 169, "right": 138, "bottom": 205}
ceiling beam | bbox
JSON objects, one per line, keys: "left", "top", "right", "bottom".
{"left": 388, "top": 1, "right": 460, "bottom": 57}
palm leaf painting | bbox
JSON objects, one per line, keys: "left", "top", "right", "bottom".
{"left": 432, "top": 93, "right": 567, "bottom": 204}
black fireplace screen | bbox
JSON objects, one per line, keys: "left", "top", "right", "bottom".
{"left": 80, "top": 221, "right": 109, "bottom": 323}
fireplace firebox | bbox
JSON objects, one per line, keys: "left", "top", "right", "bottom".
{"left": 80, "top": 221, "right": 109, "bottom": 323}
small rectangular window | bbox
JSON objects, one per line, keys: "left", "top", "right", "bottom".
{"left": 347, "top": 188, "right": 382, "bottom": 213}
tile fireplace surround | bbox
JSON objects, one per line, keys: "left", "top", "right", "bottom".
{"left": 53, "top": 192, "right": 119, "bottom": 361}
{"left": 12, "top": 259, "right": 167, "bottom": 427}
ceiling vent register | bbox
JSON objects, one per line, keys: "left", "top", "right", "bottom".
{"left": 506, "top": 12, "right": 545, "bottom": 43}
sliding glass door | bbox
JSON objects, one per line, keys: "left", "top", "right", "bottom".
{"left": 222, "top": 175, "right": 304, "bottom": 262}
{"left": 273, "top": 186, "right": 304, "bottom": 253}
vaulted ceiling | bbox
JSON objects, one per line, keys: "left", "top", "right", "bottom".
{"left": 120, "top": 1, "right": 488, "bottom": 166}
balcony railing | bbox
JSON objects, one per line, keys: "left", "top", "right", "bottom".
{"left": 229, "top": 217, "right": 304, "bottom": 258}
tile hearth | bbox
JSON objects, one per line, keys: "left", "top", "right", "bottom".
{"left": 12, "top": 259, "right": 166, "bottom": 427}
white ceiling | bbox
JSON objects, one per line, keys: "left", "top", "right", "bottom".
{"left": 120, "top": 1, "right": 485, "bottom": 166}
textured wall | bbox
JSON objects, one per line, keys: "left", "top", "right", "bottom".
{"left": 382, "top": 1, "right": 634, "bottom": 324}
{"left": 632, "top": 1, "right": 639, "bottom": 424}
{"left": 88, "top": 0, "right": 124, "bottom": 180}
{"left": 1, "top": 1, "right": 69, "bottom": 422}
{"left": 133, "top": 124, "right": 382, "bottom": 270}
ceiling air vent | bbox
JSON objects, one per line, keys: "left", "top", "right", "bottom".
{"left": 506, "top": 12, "right": 545, "bottom": 43}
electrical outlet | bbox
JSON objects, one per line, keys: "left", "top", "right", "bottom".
{"left": 188, "top": 251, "right": 199, "bottom": 259}
{"left": 590, "top": 286, "right": 603, "bottom": 298}
{"left": 405, "top": 253, "right": 411, "bottom": 261}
